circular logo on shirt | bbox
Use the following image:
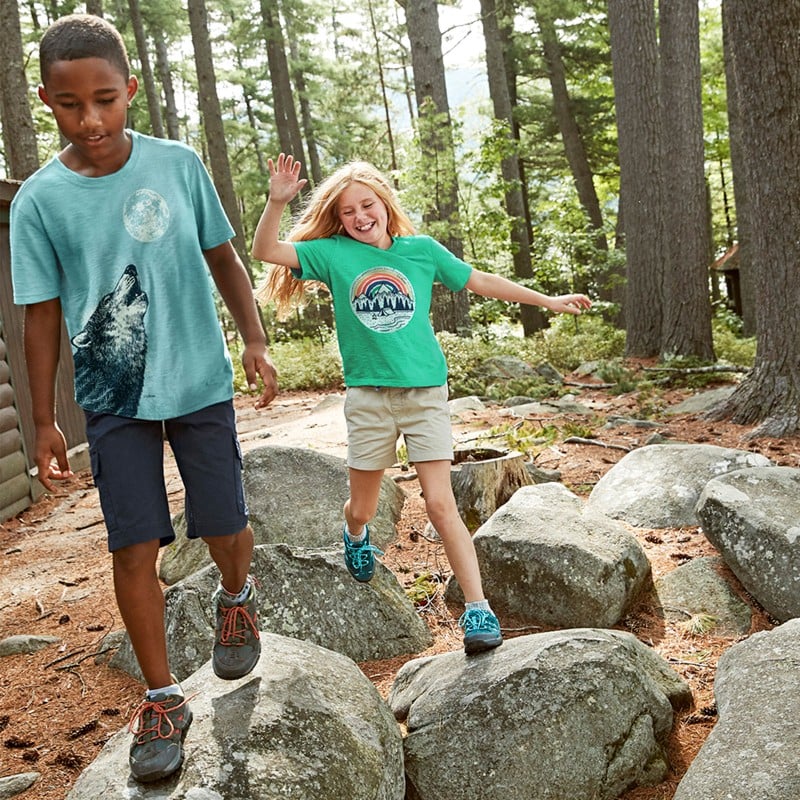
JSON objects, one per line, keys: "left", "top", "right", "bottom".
{"left": 351, "top": 267, "right": 415, "bottom": 333}
{"left": 123, "top": 189, "right": 170, "bottom": 242}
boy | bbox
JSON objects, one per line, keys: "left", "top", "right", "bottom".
{"left": 10, "top": 14, "right": 278, "bottom": 783}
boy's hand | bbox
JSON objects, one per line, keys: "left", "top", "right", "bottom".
{"left": 268, "top": 153, "right": 307, "bottom": 205}
{"left": 34, "top": 424, "right": 73, "bottom": 493}
{"left": 548, "top": 294, "right": 593, "bottom": 315}
{"left": 243, "top": 343, "right": 278, "bottom": 408}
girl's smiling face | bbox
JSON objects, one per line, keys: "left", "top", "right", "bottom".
{"left": 337, "top": 182, "right": 392, "bottom": 249}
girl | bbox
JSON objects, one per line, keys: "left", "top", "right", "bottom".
{"left": 252, "top": 153, "right": 591, "bottom": 655}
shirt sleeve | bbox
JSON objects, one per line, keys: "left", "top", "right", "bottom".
{"left": 426, "top": 236, "right": 473, "bottom": 292}
{"left": 187, "top": 151, "right": 236, "bottom": 251}
{"left": 10, "top": 192, "right": 62, "bottom": 305}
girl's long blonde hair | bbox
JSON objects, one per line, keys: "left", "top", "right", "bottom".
{"left": 261, "top": 161, "right": 416, "bottom": 317}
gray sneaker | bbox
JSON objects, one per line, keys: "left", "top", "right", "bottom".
{"left": 212, "top": 577, "right": 261, "bottom": 680}
{"left": 128, "top": 690, "right": 193, "bottom": 782}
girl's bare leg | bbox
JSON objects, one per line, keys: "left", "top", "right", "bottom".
{"left": 415, "top": 459, "right": 485, "bottom": 603}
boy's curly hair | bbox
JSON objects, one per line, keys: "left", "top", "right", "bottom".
{"left": 40, "top": 14, "right": 130, "bottom": 85}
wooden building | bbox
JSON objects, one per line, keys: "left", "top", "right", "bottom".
{"left": 0, "top": 179, "right": 87, "bottom": 521}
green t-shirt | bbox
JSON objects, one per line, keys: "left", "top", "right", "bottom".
{"left": 294, "top": 234, "right": 472, "bottom": 387}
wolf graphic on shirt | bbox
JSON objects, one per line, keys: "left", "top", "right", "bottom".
{"left": 71, "top": 264, "right": 148, "bottom": 417}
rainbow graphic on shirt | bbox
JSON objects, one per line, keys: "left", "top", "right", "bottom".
{"left": 350, "top": 267, "right": 415, "bottom": 333}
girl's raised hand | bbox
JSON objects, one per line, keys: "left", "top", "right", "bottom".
{"left": 268, "top": 153, "right": 308, "bottom": 204}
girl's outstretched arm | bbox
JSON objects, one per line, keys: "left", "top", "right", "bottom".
{"left": 465, "top": 269, "right": 592, "bottom": 315}
{"left": 251, "top": 153, "right": 307, "bottom": 267}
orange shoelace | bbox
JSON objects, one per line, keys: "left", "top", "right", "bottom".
{"left": 218, "top": 604, "right": 260, "bottom": 647}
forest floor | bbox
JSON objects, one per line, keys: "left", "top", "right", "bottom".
{"left": 1, "top": 368, "right": 798, "bottom": 800}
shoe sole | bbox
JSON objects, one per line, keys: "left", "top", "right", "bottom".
{"left": 464, "top": 636, "right": 503, "bottom": 656}
{"left": 131, "top": 710, "right": 193, "bottom": 783}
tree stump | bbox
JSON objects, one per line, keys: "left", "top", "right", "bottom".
{"left": 450, "top": 447, "right": 532, "bottom": 531}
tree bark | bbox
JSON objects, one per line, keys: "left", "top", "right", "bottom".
{"left": 0, "top": 0, "right": 40, "bottom": 179}
{"left": 128, "top": 0, "right": 165, "bottom": 138}
{"left": 403, "top": 0, "right": 471, "bottom": 335}
{"left": 260, "top": 0, "right": 307, "bottom": 191}
{"left": 154, "top": 29, "right": 181, "bottom": 140}
{"left": 187, "top": 0, "right": 253, "bottom": 273}
{"left": 707, "top": 0, "right": 800, "bottom": 436}
{"left": 659, "top": 0, "right": 714, "bottom": 359}
{"left": 480, "top": 0, "right": 546, "bottom": 335}
{"left": 721, "top": 1, "right": 755, "bottom": 335}
{"left": 608, "top": 0, "right": 665, "bottom": 357}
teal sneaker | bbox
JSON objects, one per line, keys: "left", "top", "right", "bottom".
{"left": 459, "top": 608, "right": 503, "bottom": 655}
{"left": 128, "top": 690, "right": 193, "bottom": 782}
{"left": 212, "top": 577, "right": 261, "bottom": 680}
{"left": 342, "top": 524, "right": 383, "bottom": 582}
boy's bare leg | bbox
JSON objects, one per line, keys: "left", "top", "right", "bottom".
{"left": 343, "top": 468, "right": 385, "bottom": 536}
{"left": 112, "top": 539, "right": 171, "bottom": 689}
{"left": 203, "top": 525, "right": 254, "bottom": 595}
{"left": 415, "top": 459, "right": 486, "bottom": 603}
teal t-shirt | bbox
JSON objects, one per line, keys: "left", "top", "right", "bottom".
{"left": 11, "top": 131, "right": 236, "bottom": 419}
{"left": 293, "top": 234, "right": 472, "bottom": 387}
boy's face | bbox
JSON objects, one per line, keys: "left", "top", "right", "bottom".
{"left": 39, "top": 57, "right": 138, "bottom": 176}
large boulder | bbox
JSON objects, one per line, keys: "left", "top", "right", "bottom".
{"left": 587, "top": 444, "right": 772, "bottom": 528}
{"left": 674, "top": 618, "right": 800, "bottom": 800}
{"left": 389, "top": 628, "right": 690, "bottom": 800}
{"left": 696, "top": 466, "right": 800, "bottom": 621}
{"left": 112, "top": 543, "right": 432, "bottom": 682}
{"left": 70, "top": 634, "right": 405, "bottom": 799}
{"left": 159, "top": 446, "right": 405, "bottom": 584}
{"left": 446, "top": 483, "right": 650, "bottom": 628}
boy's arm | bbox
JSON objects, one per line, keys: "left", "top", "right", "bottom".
{"left": 24, "top": 299, "right": 74, "bottom": 491}
{"left": 204, "top": 242, "right": 278, "bottom": 408}
{"left": 251, "top": 153, "right": 306, "bottom": 267}
{"left": 465, "top": 269, "right": 592, "bottom": 315}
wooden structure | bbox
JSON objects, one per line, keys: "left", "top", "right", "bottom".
{"left": 711, "top": 243, "right": 742, "bottom": 317}
{"left": 0, "top": 179, "right": 86, "bottom": 521}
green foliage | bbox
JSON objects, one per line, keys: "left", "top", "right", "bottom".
{"left": 712, "top": 314, "right": 756, "bottom": 367}
{"left": 540, "top": 315, "right": 626, "bottom": 371}
{"left": 229, "top": 334, "right": 343, "bottom": 395}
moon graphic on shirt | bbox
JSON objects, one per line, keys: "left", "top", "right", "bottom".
{"left": 123, "top": 189, "right": 170, "bottom": 242}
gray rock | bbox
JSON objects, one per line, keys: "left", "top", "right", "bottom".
{"left": 0, "top": 773, "right": 40, "bottom": 799}
{"left": 475, "top": 355, "right": 536, "bottom": 380}
{"left": 664, "top": 385, "right": 736, "bottom": 416}
{"left": 390, "top": 629, "right": 689, "bottom": 800}
{"left": 587, "top": 444, "right": 772, "bottom": 528}
{"left": 696, "top": 466, "right": 800, "bottom": 621}
{"left": 112, "top": 543, "right": 432, "bottom": 682}
{"left": 159, "top": 446, "right": 405, "bottom": 584}
{"left": 448, "top": 395, "right": 485, "bottom": 416}
{"left": 70, "top": 634, "right": 405, "bottom": 800}
{"left": 0, "top": 634, "right": 60, "bottom": 657}
{"left": 445, "top": 483, "right": 650, "bottom": 628}
{"left": 655, "top": 556, "right": 752, "bottom": 636}
{"left": 674, "top": 619, "right": 800, "bottom": 800}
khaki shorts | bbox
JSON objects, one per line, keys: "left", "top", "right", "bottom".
{"left": 344, "top": 385, "right": 454, "bottom": 470}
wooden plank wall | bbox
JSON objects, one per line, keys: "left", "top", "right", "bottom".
{"left": 0, "top": 179, "right": 87, "bottom": 520}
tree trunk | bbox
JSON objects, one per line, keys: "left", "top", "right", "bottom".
{"left": 403, "top": 0, "right": 471, "bottom": 335}
{"left": 0, "top": 0, "right": 40, "bottom": 179}
{"left": 533, "top": 1, "right": 608, "bottom": 255}
{"left": 707, "top": 0, "right": 800, "bottom": 437}
{"left": 608, "top": 0, "right": 665, "bottom": 357}
{"left": 128, "top": 0, "right": 164, "bottom": 138}
{"left": 721, "top": 1, "right": 756, "bottom": 335}
{"left": 154, "top": 29, "right": 181, "bottom": 140}
{"left": 187, "top": 0, "right": 253, "bottom": 274}
{"left": 260, "top": 0, "right": 307, "bottom": 189}
{"left": 480, "top": 0, "right": 546, "bottom": 335}
{"left": 659, "top": 0, "right": 714, "bottom": 359}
